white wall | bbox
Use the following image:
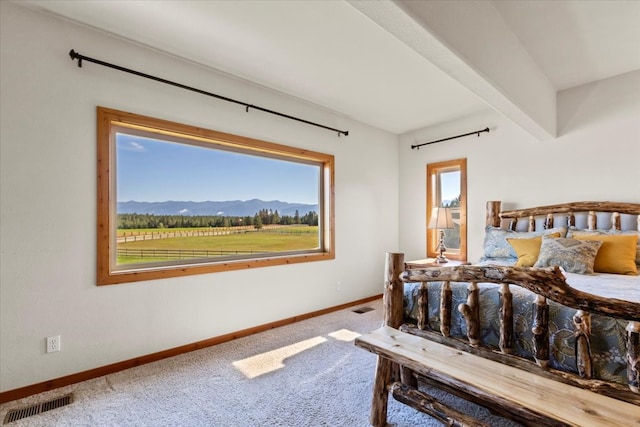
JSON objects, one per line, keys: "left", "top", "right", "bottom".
{"left": 0, "top": 3, "right": 399, "bottom": 392}
{"left": 399, "top": 71, "right": 640, "bottom": 263}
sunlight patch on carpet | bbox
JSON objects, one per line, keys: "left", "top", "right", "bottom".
{"left": 232, "top": 336, "right": 327, "bottom": 379}
{"left": 328, "top": 329, "right": 361, "bottom": 342}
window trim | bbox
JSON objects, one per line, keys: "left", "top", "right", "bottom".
{"left": 97, "top": 107, "right": 335, "bottom": 285}
{"left": 426, "top": 158, "right": 467, "bottom": 261}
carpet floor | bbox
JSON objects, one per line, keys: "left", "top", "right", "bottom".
{"left": 1, "top": 298, "right": 522, "bottom": 426}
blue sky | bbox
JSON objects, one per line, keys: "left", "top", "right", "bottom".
{"left": 440, "top": 170, "right": 461, "bottom": 202}
{"left": 116, "top": 133, "right": 320, "bottom": 205}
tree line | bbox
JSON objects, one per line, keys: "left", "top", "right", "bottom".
{"left": 442, "top": 194, "right": 461, "bottom": 249}
{"left": 117, "top": 209, "right": 319, "bottom": 229}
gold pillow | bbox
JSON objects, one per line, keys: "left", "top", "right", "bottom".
{"left": 572, "top": 234, "right": 638, "bottom": 275}
{"left": 507, "top": 233, "right": 561, "bottom": 267}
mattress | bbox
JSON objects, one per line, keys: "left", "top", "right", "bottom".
{"left": 566, "top": 270, "right": 640, "bottom": 303}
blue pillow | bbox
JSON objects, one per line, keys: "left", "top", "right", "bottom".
{"left": 482, "top": 226, "right": 567, "bottom": 259}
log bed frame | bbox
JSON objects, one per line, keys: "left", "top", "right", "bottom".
{"left": 355, "top": 201, "right": 640, "bottom": 427}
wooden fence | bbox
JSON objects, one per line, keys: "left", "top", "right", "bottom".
{"left": 117, "top": 248, "right": 262, "bottom": 260}
{"left": 117, "top": 225, "right": 314, "bottom": 243}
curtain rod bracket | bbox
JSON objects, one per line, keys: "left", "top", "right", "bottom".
{"left": 411, "top": 127, "right": 489, "bottom": 149}
{"left": 68, "top": 49, "right": 349, "bottom": 137}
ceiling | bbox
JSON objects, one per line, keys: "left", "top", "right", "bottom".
{"left": 492, "top": 1, "right": 640, "bottom": 91}
{"left": 19, "top": 0, "right": 640, "bottom": 137}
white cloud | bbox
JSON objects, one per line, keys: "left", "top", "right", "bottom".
{"left": 179, "top": 209, "right": 189, "bottom": 214}
{"left": 121, "top": 141, "right": 146, "bottom": 152}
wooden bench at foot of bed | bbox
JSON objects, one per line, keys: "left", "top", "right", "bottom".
{"left": 356, "top": 326, "right": 640, "bottom": 427}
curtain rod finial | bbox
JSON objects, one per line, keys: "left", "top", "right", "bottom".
{"left": 69, "top": 49, "right": 82, "bottom": 67}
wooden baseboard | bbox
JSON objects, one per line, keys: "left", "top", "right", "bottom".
{"left": 0, "top": 294, "right": 381, "bottom": 404}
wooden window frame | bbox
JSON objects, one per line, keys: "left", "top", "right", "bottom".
{"left": 97, "top": 107, "right": 335, "bottom": 285}
{"left": 426, "top": 158, "right": 467, "bottom": 261}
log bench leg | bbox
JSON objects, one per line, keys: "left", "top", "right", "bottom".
{"left": 401, "top": 366, "right": 418, "bottom": 388}
{"left": 390, "top": 382, "right": 491, "bottom": 427}
{"left": 371, "top": 356, "right": 392, "bottom": 427}
{"left": 370, "top": 357, "right": 491, "bottom": 427}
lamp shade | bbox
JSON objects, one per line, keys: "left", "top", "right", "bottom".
{"left": 428, "top": 207, "right": 454, "bottom": 229}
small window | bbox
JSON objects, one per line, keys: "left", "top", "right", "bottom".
{"left": 426, "top": 159, "right": 467, "bottom": 260}
{"left": 97, "top": 107, "right": 335, "bottom": 285}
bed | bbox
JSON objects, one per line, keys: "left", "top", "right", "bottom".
{"left": 356, "top": 201, "right": 640, "bottom": 426}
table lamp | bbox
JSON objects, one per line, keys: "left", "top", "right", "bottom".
{"left": 428, "top": 207, "right": 454, "bottom": 263}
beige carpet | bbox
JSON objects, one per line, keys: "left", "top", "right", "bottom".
{"left": 1, "top": 298, "right": 521, "bottom": 426}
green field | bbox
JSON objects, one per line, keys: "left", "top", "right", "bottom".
{"left": 117, "top": 226, "right": 319, "bottom": 264}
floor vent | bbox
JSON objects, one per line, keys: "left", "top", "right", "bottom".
{"left": 353, "top": 306, "right": 375, "bottom": 314}
{"left": 3, "top": 393, "right": 73, "bottom": 424}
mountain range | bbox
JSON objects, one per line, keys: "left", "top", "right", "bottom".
{"left": 117, "top": 199, "right": 318, "bottom": 217}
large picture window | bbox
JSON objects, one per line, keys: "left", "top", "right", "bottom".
{"left": 426, "top": 158, "right": 467, "bottom": 261}
{"left": 97, "top": 107, "right": 335, "bottom": 285}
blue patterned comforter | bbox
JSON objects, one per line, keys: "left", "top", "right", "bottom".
{"left": 403, "top": 267, "right": 640, "bottom": 385}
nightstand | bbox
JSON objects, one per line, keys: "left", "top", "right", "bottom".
{"left": 405, "top": 258, "right": 470, "bottom": 269}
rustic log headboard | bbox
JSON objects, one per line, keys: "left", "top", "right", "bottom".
{"left": 486, "top": 200, "right": 640, "bottom": 231}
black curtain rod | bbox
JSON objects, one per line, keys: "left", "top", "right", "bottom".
{"left": 411, "top": 127, "right": 489, "bottom": 150}
{"left": 69, "top": 49, "right": 349, "bottom": 137}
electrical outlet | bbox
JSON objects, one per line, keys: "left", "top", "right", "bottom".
{"left": 47, "top": 335, "right": 61, "bottom": 353}
{"left": 336, "top": 281, "right": 342, "bottom": 291}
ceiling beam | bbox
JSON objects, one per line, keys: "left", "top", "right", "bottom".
{"left": 349, "top": 0, "right": 557, "bottom": 141}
